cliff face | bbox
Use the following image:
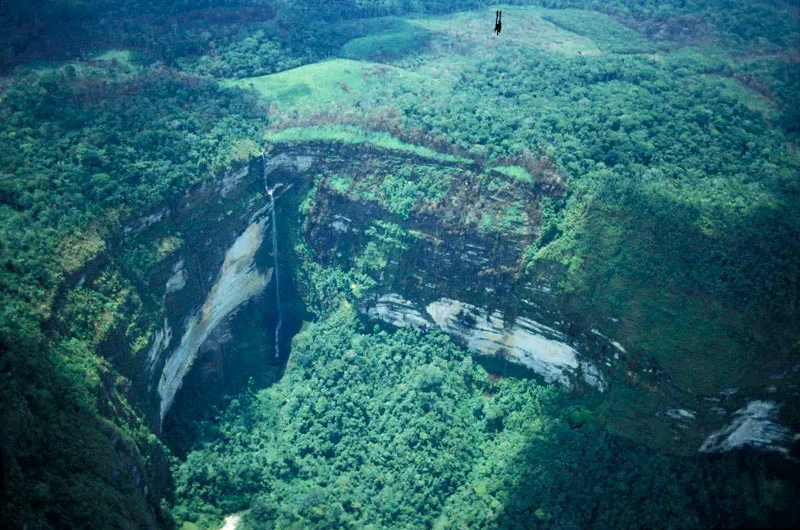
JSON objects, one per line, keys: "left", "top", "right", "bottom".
{"left": 303, "top": 163, "right": 608, "bottom": 394}
{"left": 49, "top": 141, "right": 795, "bottom": 523}
{"left": 110, "top": 141, "right": 610, "bottom": 453}
{"left": 122, "top": 162, "right": 276, "bottom": 426}
{"left": 156, "top": 216, "right": 270, "bottom": 421}
{"left": 273, "top": 142, "right": 797, "bottom": 456}
{"left": 145, "top": 141, "right": 797, "bottom": 455}
{"left": 39, "top": 157, "right": 286, "bottom": 523}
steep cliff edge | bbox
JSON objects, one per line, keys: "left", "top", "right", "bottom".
{"left": 139, "top": 139, "right": 796, "bottom": 455}
{"left": 4, "top": 156, "right": 287, "bottom": 525}
{"left": 15, "top": 139, "right": 795, "bottom": 527}
{"left": 280, "top": 141, "right": 798, "bottom": 456}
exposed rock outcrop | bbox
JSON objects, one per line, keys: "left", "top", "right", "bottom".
{"left": 364, "top": 294, "right": 607, "bottom": 391}
{"left": 146, "top": 318, "right": 172, "bottom": 381}
{"left": 365, "top": 293, "right": 431, "bottom": 329}
{"left": 699, "top": 401, "right": 793, "bottom": 454}
{"left": 165, "top": 260, "right": 188, "bottom": 294}
{"left": 158, "top": 218, "right": 272, "bottom": 421}
{"left": 69, "top": 140, "right": 797, "bottom": 478}
{"left": 293, "top": 143, "right": 798, "bottom": 454}
{"left": 426, "top": 298, "right": 605, "bottom": 390}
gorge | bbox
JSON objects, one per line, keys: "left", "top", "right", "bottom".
{"left": 105, "top": 139, "right": 796, "bottom": 463}
{"left": 4, "top": 135, "right": 798, "bottom": 529}
{"left": 1, "top": 1, "right": 798, "bottom": 527}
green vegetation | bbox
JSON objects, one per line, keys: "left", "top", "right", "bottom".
{"left": 322, "top": 161, "right": 454, "bottom": 219}
{"left": 408, "top": 6, "right": 602, "bottom": 58}
{"left": 172, "top": 298, "right": 794, "bottom": 530}
{"left": 0, "top": 46, "right": 265, "bottom": 529}
{"left": 341, "top": 20, "right": 431, "bottom": 61}
{"left": 222, "top": 59, "right": 413, "bottom": 109}
{"left": 1, "top": 0, "right": 799, "bottom": 528}
{"left": 0, "top": 63, "right": 262, "bottom": 324}
{"left": 264, "top": 125, "right": 468, "bottom": 163}
{"left": 180, "top": 29, "right": 305, "bottom": 79}
{"left": 701, "top": 74, "right": 778, "bottom": 120}
{"left": 399, "top": 45, "right": 800, "bottom": 399}
{"left": 493, "top": 164, "right": 534, "bottom": 183}
{"left": 542, "top": 9, "right": 658, "bottom": 54}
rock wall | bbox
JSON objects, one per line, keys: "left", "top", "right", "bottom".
{"left": 699, "top": 401, "right": 792, "bottom": 454}
{"left": 157, "top": 217, "right": 271, "bottom": 421}
{"left": 295, "top": 146, "right": 797, "bottom": 455}
{"left": 62, "top": 139, "right": 796, "bottom": 512}
{"left": 135, "top": 141, "right": 796, "bottom": 455}
{"left": 306, "top": 168, "right": 617, "bottom": 394}
{"left": 130, "top": 147, "right": 325, "bottom": 432}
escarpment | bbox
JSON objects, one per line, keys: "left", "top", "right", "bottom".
{"left": 156, "top": 216, "right": 271, "bottom": 421}
{"left": 51, "top": 140, "right": 796, "bottom": 520}
{"left": 281, "top": 141, "right": 797, "bottom": 456}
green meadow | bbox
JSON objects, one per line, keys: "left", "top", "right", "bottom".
{"left": 222, "top": 58, "right": 422, "bottom": 110}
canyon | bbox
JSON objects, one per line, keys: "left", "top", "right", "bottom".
{"left": 62, "top": 140, "right": 797, "bottom": 521}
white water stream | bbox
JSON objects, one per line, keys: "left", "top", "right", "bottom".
{"left": 262, "top": 153, "right": 284, "bottom": 358}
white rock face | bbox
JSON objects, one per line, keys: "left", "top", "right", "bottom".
{"left": 366, "top": 294, "right": 432, "bottom": 329}
{"left": 146, "top": 318, "right": 172, "bottom": 379}
{"left": 699, "top": 400, "right": 792, "bottom": 453}
{"left": 330, "top": 215, "right": 353, "bottom": 233}
{"left": 157, "top": 219, "right": 271, "bottom": 422}
{"left": 294, "top": 155, "right": 314, "bottom": 172}
{"left": 609, "top": 340, "right": 627, "bottom": 354}
{"left": 362, "top": 294, "right": 607, "bottom": 390}
{"left": 265, "top": 153, "right": 315, "bottom": 176}
{"left": 426, "top": 298, "right": 588, "bottom": 388}
{"left": 221, "top": 514, "right": 242, "bottom": 530}
{"left": 667, "top": 408, "right": 697, "bottom": 421}
{"left": 165, "top": 259, "right": 188, "bottom": 294}
{"left": 581, "top": 361, "right": 607, "bottom": 392}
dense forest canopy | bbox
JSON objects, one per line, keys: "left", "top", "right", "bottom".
{"left": 2, "top": 1, "right": 799, "bottom": 67}
{"left": 0, "top": 0, "right": 798, "bottom": 529}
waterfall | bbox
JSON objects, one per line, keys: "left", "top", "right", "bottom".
{"left": 262, "top": 153, "right": 284, "bottom": 358}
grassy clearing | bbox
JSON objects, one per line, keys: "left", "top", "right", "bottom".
{"left": 541, "top": 9, "right": 657, "bottom": 55}
{"left": 264, "top": 125, "right": 469, "bottom": 164}
{"left": 493, "top": 165, "right": 533, "bottom": 183}
{"left": 406, "top": 6, "right": 600, "bottom": 57}
{"left": 341, "top": 20, "right": 431, "bottom": 62}
{"left": 702, "top": 74, "right": 778, "bottom": 120}
{"left": 93, "top": 49, "right": 136, "bottom": 65}
{"left": 220, "top": 6, "right": 605, "bottom": 119}
{"left": 221, "top": 59, "right": 420, "bottom": 110}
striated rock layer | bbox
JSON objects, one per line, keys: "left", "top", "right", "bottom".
{"left": 294, "top": 143, "right": 798, "bottom": 454}
{"left": 700, "top": 401, "right": 792, "bottom": 454}
{"left": 65, "top": 141, "right": 796, "bottom": 486}
{"left": 158, "top": 218, "right": 271, "bottom": 421}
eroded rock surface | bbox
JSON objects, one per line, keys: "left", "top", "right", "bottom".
{"left": 90, "top": 142, "right": 797, "bottom": 458}
{"left": 158, "top": 218, "right": 271, "bottom": 421}
{"left": 426, "top": 298, "right": 602, "bottom": 389}
{"left": 166, "top": 260, "right": 188, "bottom": 294}
{"left": 700, "top": 401, "right": 792, "bottom": 454}
{"left": 365, "top": 293, "right": 431, "bottom": 329}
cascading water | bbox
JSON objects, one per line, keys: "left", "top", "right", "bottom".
{"left": 262, "top": 153, "right": 283, "bottom": 358}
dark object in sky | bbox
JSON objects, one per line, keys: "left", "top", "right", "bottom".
{"left": 495, "top": 11, "right": 502, "bottom": 35}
